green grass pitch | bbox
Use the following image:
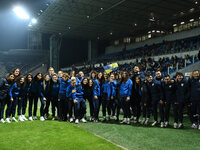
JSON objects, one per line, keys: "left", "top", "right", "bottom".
{"left": 0, "top": 102, "right": 200, "bottom": 150}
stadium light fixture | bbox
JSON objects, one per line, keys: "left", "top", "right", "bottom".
{"left": 190, "top": 19, "right": 194, "bottom": 22}
{"left": 180, "top": 22, "right": 185, "bottom": 25}
{"left": 13, "top": 6, "right": 30, "bottom": 19}
{"left": 31, "top": 18, "right": 37, "bottom": 24}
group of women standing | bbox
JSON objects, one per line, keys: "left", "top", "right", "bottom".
{"left": 0, "top": 66, "right": 199, "bottom": 130}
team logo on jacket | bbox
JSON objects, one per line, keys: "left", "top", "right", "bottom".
{"left": 181, "top": 83, "right": 184, "bottom": 86}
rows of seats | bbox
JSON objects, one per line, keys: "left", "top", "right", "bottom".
{"left": 97, "top": 35, "right": 200, "bottom": 64}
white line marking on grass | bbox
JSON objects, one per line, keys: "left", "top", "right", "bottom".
{"left": 93, "top": 133, "right": 129, "bottom": 150}
{"left": 76, "top": 125, "right": 128, "bottom": 150}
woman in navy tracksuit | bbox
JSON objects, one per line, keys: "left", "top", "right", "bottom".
{"left": 49, "top": 74, "right": 60, "bottom": 120}
{"left": 131, "top": 76, "right": 142, "bottom": 123}
{"left": 140, "top": 74, "right": 151, "bottom": 125}
{"left": 82, "top": 78, "right": 94, "bottom": 120}
{"left": 111, "top": 73, "right": 122, "bottom": 121}
{"left": 101, "top": 73, "right": 112, "bottom": 122}
{"left": 72, "top": 80, "right": 87, "bottom": 124}
{"left": 97, "top": 72, "right": 103, "bottom": 116}
{"left": 66, "top": 77, "right": 76, "bottom": 123}
{"left": 188, "top": 70, "right": 200, "bottom": 130}
{"left": 21, "top": 73, "right": 33, "bottom": 121}
{"left": 41, "top": 74, "right": 50, "bottom": 121}
{"left": 90, "top": 71, "right": 101, "bottom": 118}
{"left": 120, "top": 71, "right": 133, "bottom": 125}
{"left": 173, "top": 72, "right": 189, "bottom": 129}
{"left": 30, "top": 73, "right": 43, "bottom": 120}
{"left": 58, "top": 73, "right": 70, "bottom": 121}
{"left": 97, "top": 72, "right": 104, "bottom": 109}
{"left": 0, "top": 73, "right": 14, "bottom": 123}
{"left": 9, "top": 76, "right": 25, "bottom": 122}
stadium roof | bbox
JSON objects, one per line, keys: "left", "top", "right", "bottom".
{"left": 29, "top": 0, "right": 200, "bottom": 40}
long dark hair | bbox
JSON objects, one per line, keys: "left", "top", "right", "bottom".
{"left": 88, "top": 79, "right": 94, "bottom": 89}
{"left": 97, "top": 72, "right": 104, "bottom": 85}
{"left": 121, "top": 71, "right": 129, "bottom": 84}
{"left": 34, "top": 73, "right": 43, "bottom": 82}
{"left": 102, "top": 73, "right": 109, "bottom": 84}
{"left": 134, "top": 75, "right": 141, "bottom": 89}
{"left": 90, "top": 70, "right": 97, "bottom": 79}
{"left": 6, "top": 73, "right": 14, "bottom": 84}
{"left": 15, "top": 76, "right": 24, "bottom": 88}
{"left": 43, "top": 74, "right": 50, "bottom": 90}
{"left": 23, "top": 73, "right": 33, "bottom": 89}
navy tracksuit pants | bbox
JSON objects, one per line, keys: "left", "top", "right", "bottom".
{"left": 121, "top": 97, "right": 131, "bottom": 118}
{"left": 173, "top": 102, "right": 184, "bottom": 123}
{"left": 58, "top": 94, "right": 68, "bottom": 121}
{"left": 74, "top": 99, "right": 86, "bottom": 119}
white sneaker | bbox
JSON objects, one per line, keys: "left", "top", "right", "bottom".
{"left": 0, "top": 118, "right": 5, "bottom": 123}
{"left": 152, "top": 121, "right": 158, "bottom": 126}
{"left": 198, "top": 125, "right": 200, "bottom": 130}
{"left": 22, "top": 115, "right": 28, "bottom": 121}
{"left": 29, "top": 117, "right": 33, "bottom": 121}
{"left": 18, "top": 115, "right": 24, "bottom": 122}
{"left": 133, "top": 117, "right": 137, "bottom": 123}
{"left": 89, "top": 117, "right": 93, "bottom": 121}
{"left": 174, "top": 122, "right": 178, "bottom": 129}
{"left": 165, "top": 121, "right": 169, "bottom": 127}
{"left": 81, "top": 118, "right": 87, "bottom": 123}
{"left": 75, "top": 119, "right": 79, "bottom": 124}
{"left": 40, "top": 116, "right": 45, "bottom": 121}
{"left": 191, "top": 123, "right": 197, "bottom": 129}
{"left": 120, "top": 118, "right": 127, "bottom": 124}
{"left": 69, "top": 118, "right": 73, "bottom": 123}
{"left": 5, "top": 118, "right": 11, "bottom": 123}
{"left": 144, "top": 118, "right": 150, "bottom": 125}
{"left": 160, "top": 122, "right": 164, "bottom": 128}
{"left": 127, "top": 118, "right": 131, "bottom": 125}
{"left": 141, "top": 118, "right": 145, "bottom": 125}
{"left": 33, "top": 116, "right": 37, "bottom": 120}
{"left": 178, "top": 123, "right": 183, "bottom": 129}
{"left": 12, "top": 117, "right": 18, "bottom": 122}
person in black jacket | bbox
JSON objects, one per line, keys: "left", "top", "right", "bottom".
{"left": 30, "top": 73, "right": 43, "bottom": 120}
{"left": 188, "top": 70, "right": 200, "bottom": 130}
{"left": 0, "top": 73, "right": 15, "bottom": 123}
{"left": 82, "top": 78, "right": 94, "bottom": 121}
{"left": 162, "top": 75, "right": 176, "bottom": 127}
{"left": 21, "top": 73, "right": 33, "bottom": 121}
{"left": 140, "top": 74, "right": 151, "bottom": 125}
{"left": 131, "top": 75, "right": 142, "bottom": 123}
{"left": 173, "top": 72, "right": 189, "bottom": 129}
{"left": 148, "top": 74, "right": 164, "bottom": 127}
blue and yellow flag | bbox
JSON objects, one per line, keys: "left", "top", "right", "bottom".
{"left": 103, "top": 63, "right": 119, "bottom": 74}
